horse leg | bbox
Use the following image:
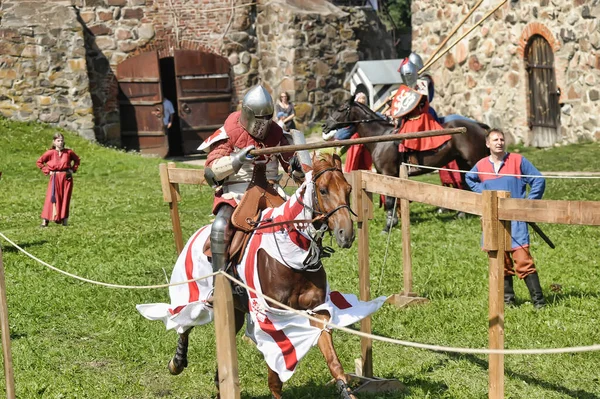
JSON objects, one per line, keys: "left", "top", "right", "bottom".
{"left": 214, "top": 309, "right": 246, "bottom": 396}
{"left": 383, "top": 195, "right": 398, "bottom": 233}
{"left": 168, "top": 327, "right": 192, "bottom": 375}
{"left": 312, "top": 312, "right": 357, "bottom": 399}
{"left": 267, "top": 365, "right": 284, "bottom": 399}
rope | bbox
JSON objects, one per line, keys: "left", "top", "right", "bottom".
{"left": 0, "top": 232, "right": 218, "bottom": 290}
{"left": 2, "top": 231, "right": 600, "bottom": 356}
{"left": 221, "top": 271, "right": 600, "bottom": 356}
{"left": 402, "top": 163, "right": 600, "bottom": 180}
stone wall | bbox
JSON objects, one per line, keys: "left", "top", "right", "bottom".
{"left": 412, "top": 0, "right": 600, "bottom": 145}
{"left": 0, "top": 0, "right": 395, "bottom": 143}
{"left": 257, "top": 2, "right": 395, "bottom": 129}
{"left": 0, "top": 1, "right": 95, "bottom": 139}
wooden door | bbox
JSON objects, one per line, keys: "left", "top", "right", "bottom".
{"left": 526, "top": 35, "right": 560, "bottom": 147}
{"left": 174, "top": 50, "right": 232, "bottom": 155}
{"left": 117, "top": 51, "right": 167, "bottom": 156}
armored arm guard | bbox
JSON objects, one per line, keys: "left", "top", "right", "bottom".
{"left": 204, "top": 146, "right": 255, "bottom": 186}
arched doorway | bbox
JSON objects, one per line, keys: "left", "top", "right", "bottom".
{"left": 117, "top": 50, "right": 232, "bottom": 157}
{"left": 525, "top": 35, "right": 560, "bottom": 147}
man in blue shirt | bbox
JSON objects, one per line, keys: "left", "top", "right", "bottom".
{"left": 466, "top": 129, "right": 546, "bottom": 308}
{"left": 162, "top": 97, "right": 175, "bottom": 133}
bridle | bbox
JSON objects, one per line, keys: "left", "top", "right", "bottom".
{"left": 324, "top": 102, "right": 394, "bottom": 131}
{"left": 249, "top": 165, "right": 356, "bottom": 232}
{"left": 310, "top": 166, "right": 357, "bottom": 221}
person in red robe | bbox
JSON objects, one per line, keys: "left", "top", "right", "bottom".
{"left": 37, "top": 133, "right": 80, "bottom": 227}
{"left": 340, "top": 92, "right": 373, "bottom": 173}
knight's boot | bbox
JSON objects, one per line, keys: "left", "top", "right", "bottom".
{"left": 504, "top": 276, "right": 515, "bottom": 306}
{"left": 524, "top": 272, "right": 546, "bottom": 309}
{"left": 244, "top": 313, "right": 257, "bottom": 345}
{"left": 210, "top": 205, "right": 234, "bottom": 273}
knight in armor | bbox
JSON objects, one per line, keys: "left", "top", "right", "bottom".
{"left": 392, "top": 54, "right": 465, "bottom": 189}
{"left": 392, "top": 55, "right": 453, "bottom": 162}
{"left": 198, "top": 85, "right": 303, "bottom": 273}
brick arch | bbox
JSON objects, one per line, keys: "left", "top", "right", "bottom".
{"left": 517, "top": 22, "right": 560, "bottom": 59}
{"left": 131, "top": 39, "right": 218, "bottom": 60}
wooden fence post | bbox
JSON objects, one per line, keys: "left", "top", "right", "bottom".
{"left": 482, "top": 191, "right": 510, "bottom": 399}
{"left": 387, "top": 165, "right": 428, "bottom": 308}
{"left": 213, "top": 273, "right": 240, "bottom": 398}
{"left": 160, "top": 163, "right": 184, "bottom": 254}
{"left": 0, "top": 247, "right": 16, "bottom": 399}
{"left": 351, "top": 170, "right": 374, "bottom": 378}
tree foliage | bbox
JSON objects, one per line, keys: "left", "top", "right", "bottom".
{"left": 385, "top": 0, "right": 412, "bottom": 32}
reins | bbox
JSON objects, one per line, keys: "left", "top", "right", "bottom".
{"left": 247, "top": 166, "right": 356, "bottom": 232}
{"left": 325, "top": 118, "right": 391, "bottom": 130}
{"left": 324, "top": 102, "right": 395, "bottom": 131}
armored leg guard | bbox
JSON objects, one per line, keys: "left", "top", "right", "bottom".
{"left": 210, "top": 205, "right": 234, "bottom": 273}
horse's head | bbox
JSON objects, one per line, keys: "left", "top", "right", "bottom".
{"left": 322, "top": 96, "right": 385, "bottom": 134}
{"left": 310, "top": 153, "right": 355, "bottom": 248}
{"left": 322, "top": 95, "right": 360, "bottom": 134}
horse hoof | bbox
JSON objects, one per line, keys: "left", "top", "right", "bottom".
{"left": 456, "top": 211, "right": 466, "bottom": 219}
{"left": 167, "top": 358, "right": 187, "bottom": 375}
{"left": 336, "top": 379, "right": 356, "bottom": 399}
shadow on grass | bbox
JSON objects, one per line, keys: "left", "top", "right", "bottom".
{"left": 444, "top": 352, "right": 600, "bottom": 399}
{"left": 1, "top": 240, "right": 48, "bottom": 253}
{"left": 242, "top": 378, "right": 417, "bottom": 399}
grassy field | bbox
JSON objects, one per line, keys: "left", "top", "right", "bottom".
{"left": 1, "top": 118, "right": 600, "bottom": 398}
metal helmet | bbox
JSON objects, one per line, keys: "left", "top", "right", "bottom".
{"left": 408, "top": 52, "right": 424, "bottom": 72}
{"left": 239, "top": 85, "right": 275, "bottom": 140}
{"left": 398, "top": 58, "right": 419, "bottom": 89}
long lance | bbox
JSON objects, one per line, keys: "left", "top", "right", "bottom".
{"left": 528, "top": 222, "right": 556, "bottom": 249}
{"left": 249, "top": 127, "right": 466, "bottom": 156}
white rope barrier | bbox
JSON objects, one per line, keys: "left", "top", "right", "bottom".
{"left": 3, "top": 231, "right": 600, "bottom": 356}
{"left": 221, "top": 272, "right": 600, "bottom": 356}
{"left": 0, "top": 232, "right": 218, "bottom": 290}
{"left": 402, "top": 163, "right": 600, "bottom": 179}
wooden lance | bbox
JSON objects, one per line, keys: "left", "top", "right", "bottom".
{"left": 248, "top": 127, "right": 466, "bottom": 157}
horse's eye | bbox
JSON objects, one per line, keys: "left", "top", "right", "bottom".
{"left": 319, "top": 187, "right": 328, "bottom": 195}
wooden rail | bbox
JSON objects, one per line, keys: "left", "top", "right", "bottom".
{"left": 161, "top": 162, "right": 600, "bottom": 399}
{"left": 350, "top": 167, "right": 600, "bottom": 399}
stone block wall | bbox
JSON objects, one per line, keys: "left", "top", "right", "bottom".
{"left": 412, "top": 0, "right": 600, "bottom": 145}
{"left": 0, "top": 1, "right": 95, "bottom": 139}
{"left": 0, "top": 0, "right": 395, "bottom": 143}
{"left": 257, "top": 2, "right": 395, "bottom": 130}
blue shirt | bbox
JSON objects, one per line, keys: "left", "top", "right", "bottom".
{"left": 466, "top": 153, "right": 545, "bottom": 249}
{"left": 163, "top": 98, "right": 175, "bottom": 127}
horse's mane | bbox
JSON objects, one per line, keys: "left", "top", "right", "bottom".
{"left": 311, "top": 152, "right": 342, "bottom": 176}
{"left": 352, "top": 101, "right": 394, "bottom": 127}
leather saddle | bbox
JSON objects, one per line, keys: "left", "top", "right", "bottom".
{"left": 203, "top": 163, "right": 286, "bottom": 267}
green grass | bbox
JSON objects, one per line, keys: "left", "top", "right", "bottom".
{"left": 1, "top": 118, "right": 600, "bottom": 398}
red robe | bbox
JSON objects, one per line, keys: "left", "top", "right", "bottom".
{"left": 399, "top": 102, "right": 451, "bottom": 151}
{"left": 399, "top": 103, "right": 465, "bottom": 189}
{"left": 37, "top": 148, "right": 81, "bottom": 222}
{"left": 343, "top": 133, "right": 372, "bottom": 173}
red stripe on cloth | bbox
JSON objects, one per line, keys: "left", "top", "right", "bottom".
{"left": 185, "top": 226, "right": 209, "bottom": 302}
{"left": 169, "top": 305, "right": 186, "bottom": 315}
{"left": 169, "top": 226, "right": 208, "bottom": 315}
{"left": 287, "top": 230, "right": 311, "bottom": 250}
{"left": 244, "top": 233, "right": 299, "bottom": 371}
{"left": 259, "top": 316, "right": 299, "bottom": 371}
{"left": 256, "top": 197, "right": 311, "bottom": 251}
{"left": 330, "top": 291, "right": 352, "bottom": 309}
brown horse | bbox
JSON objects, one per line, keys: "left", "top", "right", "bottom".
{"left": 164, "top": 153, "right": 361, "bottom": 399}
{"left": 322, "top": 96, "right": 489, "bottom": 231}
